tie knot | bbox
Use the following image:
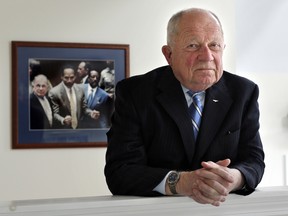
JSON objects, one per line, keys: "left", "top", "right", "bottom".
{"left": 187, "top": 91, "right": 203, "bottom": 101}
{"left": 187, "top": 91, "right": 205, "bottom": 111}
{"left": 193, "top": 94, "right": 201, "bottom": 103}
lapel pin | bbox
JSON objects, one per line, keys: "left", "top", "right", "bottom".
{"left": 212, "top": 99, "right": 219, "bottom": 103}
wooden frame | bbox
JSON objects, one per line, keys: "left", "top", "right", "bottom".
{"left": 12, "top": 41, "right": 129, "bottom": 148}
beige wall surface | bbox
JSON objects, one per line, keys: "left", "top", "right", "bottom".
{"left": 4, "top": 0, "right": 278, "bottom": 201}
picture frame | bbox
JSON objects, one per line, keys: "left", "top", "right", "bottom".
{"left": 12, "top": 41, "right": 129, "bottom": 149}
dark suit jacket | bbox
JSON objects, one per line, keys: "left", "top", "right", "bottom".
{"left": 30, "top": 93, "right": 53, "bottom": 129}
{"left": 48, "top": 82, "right": 92, "bottom": 129}
{"left": 82, "top": 84, "right": 113, "bottom": 128}
{"left": 104, "top": 66, "right": 265, "bottom": 196}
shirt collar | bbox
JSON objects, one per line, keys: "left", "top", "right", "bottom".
{"left": 181, "top": 84, "right": 206, "bottom": 106}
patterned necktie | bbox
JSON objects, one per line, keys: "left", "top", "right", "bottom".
{"left": 69, "top": 88, "right": 78, "bottom": 129}
{"left": 187, "top": 91, "right": 203, "bottom": 140}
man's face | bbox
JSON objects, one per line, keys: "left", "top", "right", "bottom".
{"left": 62, "top": 68, "right": 76, "bottom": 88}
{"left": 33, "top": 77, "right": 48, "bottom": 97}
{"left": 162, "top": 12, "right": 225, "bottom": 92}
{"left": 88, "top": 70, "right": 100, "bottom": 88}
{"left": 77, "top": 62, "right": 87, "bottom": 78}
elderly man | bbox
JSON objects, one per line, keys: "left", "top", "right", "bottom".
{"left": 30, "top": 74, "right": 53, "bottom": 129}
{"left": 104, "top": 8, "right": 265, "bottom": 207}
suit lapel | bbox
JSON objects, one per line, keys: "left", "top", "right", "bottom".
{"left": 32, "top": 94, "right": 47, "bottom": 117}
{"left": 60, "top": 83, "right": 72, "bottom": 115}
{"left": 193, "top": 78, "right": 233, "bottom": 164}
{"left": 156, "top": 68, "right": 196, "bottom": 163}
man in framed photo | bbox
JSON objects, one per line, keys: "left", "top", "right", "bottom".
{"left": 81, "top": 69, "right": 113, "bottom": 128}
{"left": 48, "top": 64, "right": 99, "bottom": 129}
{"left": 30, "top": 74, "right": 53, "bottom": 129}
{"left": 76, "top": 61, "right": 90, "bottom": 84}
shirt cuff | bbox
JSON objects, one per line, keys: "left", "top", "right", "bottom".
{"left": 153, "top": 172, "right": 172, "bottom": 195}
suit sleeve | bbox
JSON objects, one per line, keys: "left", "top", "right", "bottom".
{"left": 78, "top": 87, "right": 92, "bottom": 117}
{"left": 231, "top": 84, "right": 265, "bottom": 195}
{"left": 104, "top": 80, "right": 169, "bottom": 196}
{"left": 48, "top": 89, "right": 65, "bottom": 124}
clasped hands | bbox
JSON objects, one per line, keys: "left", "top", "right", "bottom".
{"left": 90, "top": 110, "right": 100, "bottom": 119}
{"left": 171, "top": 159, "right": 244, "bottom": 207}
{"left": 63, "top": 110, "right": 100, "bottom": 126}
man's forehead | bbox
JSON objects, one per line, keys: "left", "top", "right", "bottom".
{"left": 179, "top": 10, "right": 222, "bottom": 34}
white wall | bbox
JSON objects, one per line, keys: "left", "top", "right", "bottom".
{"left": 235, "top": 0, "right": 288, "bottom": 186}
{"left": 1, "top": 0, "right": 268, "bottom": 201}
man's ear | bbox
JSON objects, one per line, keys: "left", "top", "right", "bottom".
{"left": 162, "top": 45, "right": 172, "bottom": 65}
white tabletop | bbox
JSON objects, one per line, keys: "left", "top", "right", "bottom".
{"left": 0, "top": 186, "right": 288, "bottom": 216}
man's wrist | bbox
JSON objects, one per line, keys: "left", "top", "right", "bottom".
{"left": 230, "top": 168, "right": 246, "bottom": 191}
{"left": 166, "top": 171, "right": 181, "bottom": 195}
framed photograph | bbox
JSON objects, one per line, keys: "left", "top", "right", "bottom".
{"left": 12, "top": 41, "right": 129, "bottom": 149}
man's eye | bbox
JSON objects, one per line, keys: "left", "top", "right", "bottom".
{"left": 209, "top": 43, "right": 223, "bottom": 51}
{"left": 187, "top": 44, "right": 199, "bottom": 49}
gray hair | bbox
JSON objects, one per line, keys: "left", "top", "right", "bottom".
{"left": 31, "top": 74, "right": 48, "bottom": 87}
{"left": 166, "top": 8, "right": 224, "bottom": 45}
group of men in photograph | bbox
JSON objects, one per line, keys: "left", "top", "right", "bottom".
{"left": 29, "top": 61, "right": 114, "bottom": 130}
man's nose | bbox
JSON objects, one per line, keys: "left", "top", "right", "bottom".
{"left": 197, "top": 46, "right": 214, "bottom": 61}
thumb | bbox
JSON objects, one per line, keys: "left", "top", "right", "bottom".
{"left": 216, "top": 158, "right": 231, "bottom": 167}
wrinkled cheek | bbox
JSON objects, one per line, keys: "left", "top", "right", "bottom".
{"left": 215, "top": 70, "right": 223, "bottom": 82}
{"left": 185, "top": 58, "right": 195, "bottom": 67}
